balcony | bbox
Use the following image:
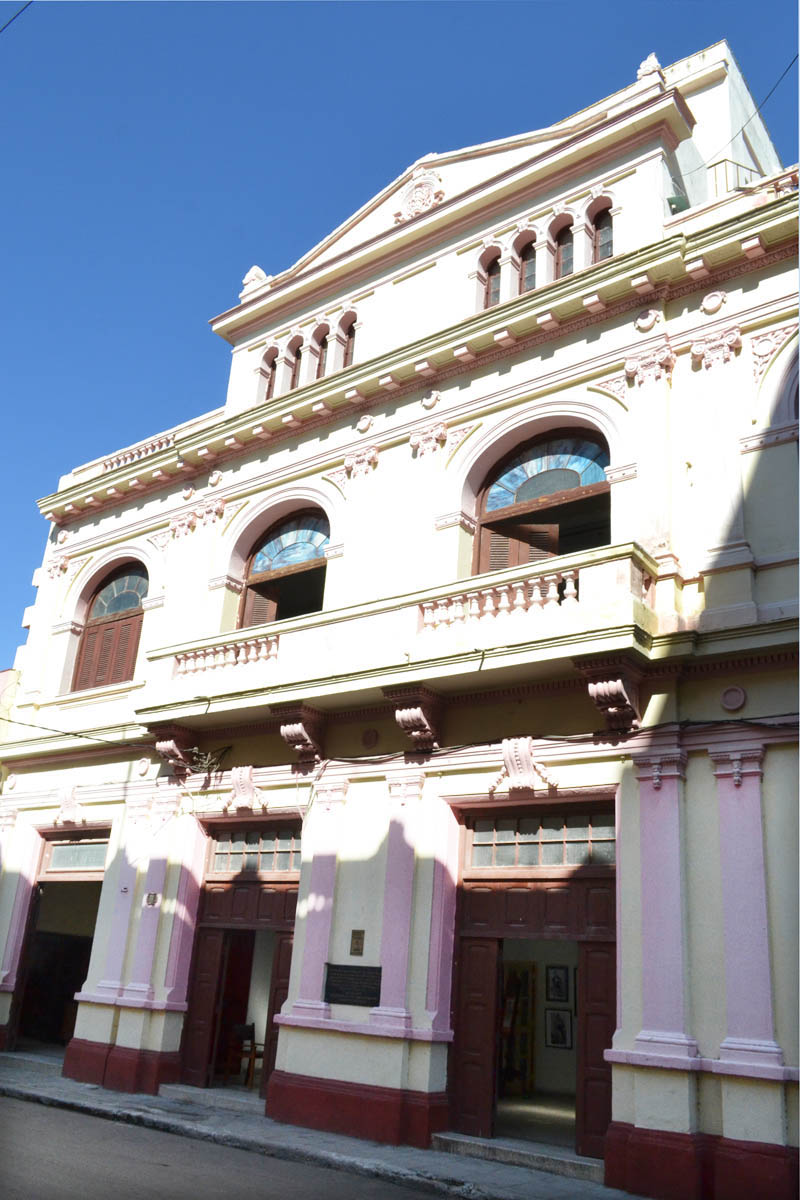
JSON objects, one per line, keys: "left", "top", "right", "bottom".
{"left": 139, "top": 543, "right": 658, "bottom": 725}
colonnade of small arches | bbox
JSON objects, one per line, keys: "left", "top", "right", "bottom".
{"left": 256, "top": 312, "right": 358, "bottom": 405}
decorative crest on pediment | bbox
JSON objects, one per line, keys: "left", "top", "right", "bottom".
{"left": 393, "top": 168, "right": 445, "bottom": 224}
{"left": 489, "top": 737, "right": 557, "bottom": 796}
{"left": 240, "top": 265, "right": 270, "bottom": 298}
{"left": 637, "top": 52, "right": 664, "bottom": 81}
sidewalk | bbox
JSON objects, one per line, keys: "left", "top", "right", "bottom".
{"left": 0, "top": 1050, "right": 638, "bottom": 1200}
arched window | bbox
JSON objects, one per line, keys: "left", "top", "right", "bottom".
{"left": 263, "top": 351, "right": 277, "bottom": 401}
{"left": 342, "top": 321, "right": 356, "bottom": 369}
{"left": 73, "top": 564, "right": 148, "bottom": 691}
{"left": 474, "top": 432, "right": 610, "bottom": 573}
{"left": 484, "top": 256, "right": 501, "bottom": 308}
{"left": 315, "top": 334, "right": 329, "bottom": 380}
{"left": 240, "top": 510, "right": 330, "bottom": 627}
{"left": 554, "top": 227, "right": 573, "bottom": 279}
{"left": 592, "top": 208, "right": 613, "bottom": 263}
{"left": 289, "top": 343, "right": 303, "bottom": 390}
{"left": 519, "top": 242, "right": 536, "bottom": 294}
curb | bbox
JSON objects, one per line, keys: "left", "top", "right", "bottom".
{"left": 0, "top": 1083, "right": 493, "bottom": 1200}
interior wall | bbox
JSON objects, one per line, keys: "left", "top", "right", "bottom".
{"left": 504, "top": 937, "right": 579, "bottom": 1096}
{"left": 246, "top": 928, "right": 274, "bottom": 1038}
{"left": 36, "top": 882, "right": 102, "bottom": 937}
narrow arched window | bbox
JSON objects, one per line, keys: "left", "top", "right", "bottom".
{"left": 315, "top": 335, "right": 329, "bottom": 380}
{"left": 264, "top": 353, "right": 277, "bottom": 401}
{"left": 554, "top": 228, "right": 573, "bottom": 279}
{"left": 73, "top": 565, "right": 148, "bottom": 691}
{"left": 241, "top": 511, "right": 330, "bottom": 627}
{"left": 592, "top": 208, "right": 613, "bottom": 263}
{"left": 474, "top": 433, "right": 610, "bottom": 573}
{"left": 519, "top": 243, "right": 536, "bottom": 294}
{"left": 342, "top": 322, "right": 356, "bottom": 369}
{"left": 484, "top": 256, "right": 501, "bottom": 308}
{"left": 289, "top": 345, "right": 303, "bottom": 390}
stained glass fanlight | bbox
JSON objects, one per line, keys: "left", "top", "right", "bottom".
{"left": 485, "top": 437, "right": 609, "bottom": 513}
{"left": 251, "top": 513, "right": 330, "bottom": 577}
{"left": 89, "top": 566, "right": 149, "bottom": 617}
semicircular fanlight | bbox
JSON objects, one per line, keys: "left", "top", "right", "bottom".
{"left": 251, "top": 512, "right": 330, "bottom": 576}
{"left": 89, "top": 566, "right": 149, "bottom": 619}
{"left": 485, "top": 436, "right": 609, "bottom": 513}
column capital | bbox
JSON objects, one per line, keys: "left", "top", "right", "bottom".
{"left": 708, "top": 746, "right": 764, "bottom": 785}
{"left": 632, "top": 749, "right": 687, "bottom": 788}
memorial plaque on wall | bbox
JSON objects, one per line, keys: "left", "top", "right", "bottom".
{"left": 324, "top": 963, "right": 382, "bottom": 1007}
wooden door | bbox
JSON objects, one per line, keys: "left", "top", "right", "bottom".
{"left": 181, "top": 929, "right": 225, "bottom": 1086}
{"left": 575, "top": 941, "right": 615, "bottom": 1158}
{"left": 450, "top": 937, "right": 500, "bottom": 1137}
{"left": 261, "top": 933, "right": 293, "bottom": 1098}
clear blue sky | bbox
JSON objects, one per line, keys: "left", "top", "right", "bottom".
{"left": 1, "top": 0, "right": 797, "bottom": 671}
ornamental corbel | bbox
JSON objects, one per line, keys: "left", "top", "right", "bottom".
{"left": 224, "top": 765, "right": 264, "bottom": 813}
{"left": 574, "top": 655, "right": 645, "bottom": 735}
{"left": 489, "top": 737, "right": 557, "bottom": 796}
{"left": 274, "top": 704, "right": 326, "bottom": 762}
{"left": 383, "top": 685, "right": 443, "bottom": 752}
{"left": 152, "top": 724, "right": 195, "bottom": 779}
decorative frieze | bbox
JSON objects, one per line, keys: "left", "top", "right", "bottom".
{"left": 103, "top": 434, "right": 174, "bottom": 472}
{"left": 170, "top": 498, "right": 226, "bottom": 538}
{"left": 690, "top": 326, "right": 742, "bottom": 369}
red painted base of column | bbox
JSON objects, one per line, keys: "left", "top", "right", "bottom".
{"left": 605, "top": 1122, "right": 799, "bottom": 1200}
{"left": 63, "top": 1037, "right": 180, "bottom": 1095}
{"left": 266, "top": 1069, "right": 450, "bottom": 1148}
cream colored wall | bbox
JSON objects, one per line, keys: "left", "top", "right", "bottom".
{"left": 762, "top": 745, "right": 799, "bottom": 1067}
{"left": 683, "top": 753, "right": 726, "bottom": 1058}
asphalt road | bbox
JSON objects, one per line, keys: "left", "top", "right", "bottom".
{"left": 0, "top": 1097, "right": 437, "bottom": 1200}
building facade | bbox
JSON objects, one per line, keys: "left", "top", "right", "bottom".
{"left": 0, "top": 43, "right": 797, "bottom": 1200}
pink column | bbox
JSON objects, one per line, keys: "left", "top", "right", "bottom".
{"left": 633, "top": 751, "right": 698, "bottom": 1061}
{"left": 0, "top": 818, "right": 41, "bottom": 995}
{"left": 424, "top": 797, "right": 459, "bottom": 1038}
{"left": 290, "top": 782, "right": 346, "bottom": 1019}
{"left": 370, "top": 773, "right": 423, "bottom": 1034}
{"left": 163, "top": 816, "right": 208, "bottom": 1008}
{"left": 711, "top": 746, "right": 783, "bottom": 1068}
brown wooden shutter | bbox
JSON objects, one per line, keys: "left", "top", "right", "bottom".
{"left": 108, "top": 613, "right": 142, "bottom": 685}
{"left": 73, "top": 626, "right": 101, "bottom": 692}
{"left": 488, "top": 531, "right": 511, "bottom": 570}
{"left": 242, "top": 585, "right": 275, "bottom": 628}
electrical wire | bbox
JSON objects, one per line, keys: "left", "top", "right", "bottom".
{"left": 0, "top": 0, "right": 32, "bottom": 37}
{"left": 683, "top": 53, "right": 798, "bottom": 179}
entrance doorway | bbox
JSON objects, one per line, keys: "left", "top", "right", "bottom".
{"left": 16, "top": 880, "right": 102, "bottom": 1047}
{"left": 449, "top": 802, "right": 616, "bottom": 1159}
{"left": 496, "top": 938, "right": 578, "bottom": 1147}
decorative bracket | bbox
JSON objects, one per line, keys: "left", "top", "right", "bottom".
{"left": 225, "top": 765, "right": 263, "bottom": 812}
{"left": 54, "top": 787, "right": 85, "bottom": 826}
{"left": 489, "top": 737, "right": 557, "bottom": 796}
{"left": 383, "top": 685, "right": 443, "bottom": 752}
{"left": 152, "top": 723, "right": 196, "bottom": 780}
{"left": 574, "top": 655, "right": 645, "bottom": 735}
{"left": 274, "top": 704, "right": 326, "bottom": 762}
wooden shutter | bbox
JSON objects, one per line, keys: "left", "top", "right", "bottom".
{"left": 73, "top": 613, "right": 142, "bottom": 691}
{"left": 73, "top": 626, "right": 102, "bottom": 691}
{"left": 575, "top": 941, "right": 615, "bottom": 1158}
{"left": 450, "top": 937, "right": 500, "bottom": 1137}
{"left": 242, "top": 585, "right": 276, "bottom": 628}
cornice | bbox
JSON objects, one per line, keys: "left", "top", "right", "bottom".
{"left": 38, "top": 199, "right": 797, "bottom": 528}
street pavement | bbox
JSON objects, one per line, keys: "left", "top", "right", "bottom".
{"left": 0, "top": 1050, "right": 640, "bottom": 1199}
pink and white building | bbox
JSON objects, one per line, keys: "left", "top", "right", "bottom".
{"left": 0, "top": 42, "right": 797, "bottom": 1199}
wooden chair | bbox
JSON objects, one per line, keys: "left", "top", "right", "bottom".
{"left": 222, "top": 1022, "right": 264, "bottom": 1088}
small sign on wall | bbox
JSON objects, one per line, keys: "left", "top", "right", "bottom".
{"left": 324, "top": 963, "right": 382, "bottom": 1007}
{"left": 350, "top": 928, "right": 365, "bottom": 957}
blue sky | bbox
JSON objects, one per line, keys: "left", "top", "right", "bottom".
{"left": 1, "top": 0, "right": 797, "bottom": 671}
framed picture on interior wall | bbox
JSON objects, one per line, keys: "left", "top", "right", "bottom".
{"left": 545, "top": 1007, "right": 573, "bottom": 1049}
{"left": 545, "top": 964, "right": 569, "bottom": 1003}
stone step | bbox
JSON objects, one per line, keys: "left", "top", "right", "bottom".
{"left": 430, "top": 1131, "right": 604, "bottom": 1183}
{"left": 0, "top": 1051, "right": 64, "bottom": 1077}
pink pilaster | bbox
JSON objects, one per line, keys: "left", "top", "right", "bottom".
{"left": 424, "top": 796, "right": 459, "bottom": 1038}
{"left": 370, "top": 774, "right": 423, "bottom": 1033}
{"left": 0, "top": 819, "right": 41, "bottom": 994}
{"left": 163, "top": 816, "right": 208, "bottom": 1007}
{"left": 634, "top": 751, "right": 698, "bottom": 1060}
{"left": 711, "top": 747, "right": 783, "bottom": 1068}
{"left": 291, "top": 781, "right": 346, "bottom": 1019}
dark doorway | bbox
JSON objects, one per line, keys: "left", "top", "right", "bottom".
{"left": 16, "top": 881, "right": 101, "bottom": 1046}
